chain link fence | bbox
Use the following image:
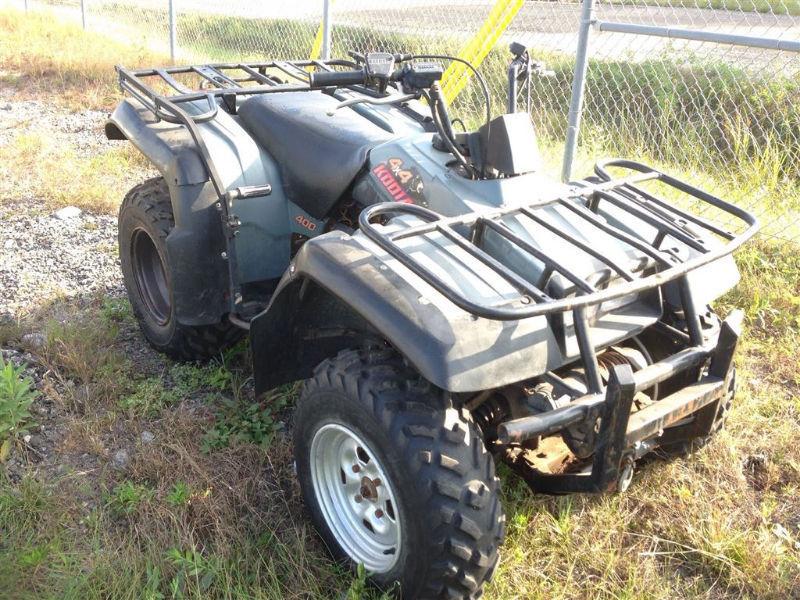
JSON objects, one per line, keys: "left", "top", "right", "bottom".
{"left": 6, "top": 0, "right": 800, "bottom": 240}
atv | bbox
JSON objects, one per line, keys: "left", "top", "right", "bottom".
{"left": 106, "top": 46, "right": 758, "bottom": 599}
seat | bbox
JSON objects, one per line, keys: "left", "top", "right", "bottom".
{"left": 238, "top": 92, "right": 392, "bottom": 219}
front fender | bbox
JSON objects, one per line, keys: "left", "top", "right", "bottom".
{"left": 250, "top": 231, "right": 563, "bottom": 394}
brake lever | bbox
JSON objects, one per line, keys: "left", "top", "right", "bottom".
{"left": 348, "top": 51, "right": 366, "bottom": 64}
{"left": 326, "top": 93, "right": 416, "bottom": 116}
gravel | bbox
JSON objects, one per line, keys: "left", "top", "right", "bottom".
{"left": 0, "top": 202, "right": 122, "bottom": 320}
{"left": 0, "top": 95, "right": 172, "bottom": 486}
{"left": 20, "top": 332, "right": 46, "bottom": 350}
{"left": 0, "top": 93, "right": 115, "bottom": 160}
{"left": 112, "top": 448, "right": 130, "bottom": 470}
{"left": 0, "top": 92, "right": 128, "bottom": 321}
{"left": 53, "top": 206, "right": 83, "bottom": 220}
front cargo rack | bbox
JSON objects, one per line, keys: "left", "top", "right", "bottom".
{"left": 360, "top": 159, "right": 758, "bottom": 394}
{"left": 360, "top": 161, "right": 757, "bottom": 493}
{"left": 360, "top": 159, "right": 757, "bottom": 321}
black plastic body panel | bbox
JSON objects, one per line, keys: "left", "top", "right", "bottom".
{"left": 478, "top": 113, "right": 542, "bottom": 176}
{"left": 106, "top": 99, "right": 208, "bottom": 186}
{"left": 165, "top": 181, "right": 230, "bottom": 325}
{"left": 107, "top": 99, "right": 230, "bottom": 325}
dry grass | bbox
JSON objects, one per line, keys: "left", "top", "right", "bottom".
{"left": 0, "top": 9, "right": 166, "bottom": 110}
{"left": 2, "top": 241, "right": 796, "bottom": 599}
{"left": 0, "top": 132, "right": 152, "bottom": 213}
{"left": 0, "top": 11, "right": 163, "bottom": 213}
{"left": 483, "top": 236, "right": 800, "bottom": 600}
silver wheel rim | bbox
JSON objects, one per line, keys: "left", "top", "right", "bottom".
{"left": 310, "top": 423, "right": 402, "bottom": 573}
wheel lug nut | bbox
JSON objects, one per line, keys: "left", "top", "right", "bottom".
{"left": 355, "top": 495, "right": 363, "bottom": 503}
{"left": 373, "top": 478, "right": 381, "bottom": 487}
{"left": 375, "top": 509, "right": 384, "bottom": 518}
{"left": 352, "top": 464, "right": 361, "bottom": 473}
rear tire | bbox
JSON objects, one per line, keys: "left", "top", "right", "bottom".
{"left": 118, "top": 177, "right": 242, "bottom": 361}
{"left": 294, "top": 348, "right": 505, "bottom": 599}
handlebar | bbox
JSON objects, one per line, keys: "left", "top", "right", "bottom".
{"left": 309, "top": 57, "right": 442, "bottom": 91}
{"left": 309, "top": 69, "right": 367, "bottom": 88}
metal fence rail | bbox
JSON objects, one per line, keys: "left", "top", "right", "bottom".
{"left": 5, "top": 0, "right": 799, "bottom": 241}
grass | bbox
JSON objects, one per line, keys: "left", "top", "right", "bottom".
{"left": 3, "top": 8, "right": 798, "bottom": 231}
{"left": 0, "top": 8, "right": 799, "bottom": 599}
{"left": 0, "top": 357, "right": 38, "bottom": 460}
{"left": 0, "top": 131, "right": 152, "bottom": 212}
{"left": 48, "top": 5, "right": 800, "bottom": 225}
{"left": 0, "top": 9, "right": 165, "bottom": 109}
{"left": 0, "top": 245, "right": 797, "bottom": 599}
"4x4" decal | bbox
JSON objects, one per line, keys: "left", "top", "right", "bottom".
{"left": 372, "top": 158, "right": 427, "bottom": 206}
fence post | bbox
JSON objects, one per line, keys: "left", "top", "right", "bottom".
{"left": 321, "top": 0, "right": 332, "bottom": 60}
{"left": 169, "top": 0, "right": 177, "bottom": 62}
{"left": 80, "top": 0, "right": 86, "bottom": 29}
{"left": 561, "top": 0, "right": 596, "bottom": 183}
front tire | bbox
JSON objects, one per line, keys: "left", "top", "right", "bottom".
{"left": 118, "top": 177, "right": 242, "bottom": 361}
{"left": 294, "top": 348, "right": 505, "bottom": 599}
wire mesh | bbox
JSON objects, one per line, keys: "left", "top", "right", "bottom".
{"left": 8, "top": 0, "right": 800, "bottom": 240}
{"left": 583, "top": 0, "right": 800, "bottom": 240}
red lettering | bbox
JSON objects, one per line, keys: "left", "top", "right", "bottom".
{"left": 295, "top": 215, "right": 317, "bottom": 231}
{"left": 372, "top": 164, "right": 412, "bottom": 203}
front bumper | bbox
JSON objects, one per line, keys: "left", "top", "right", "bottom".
{"left": 500, "top": 310, "right": 742, "bottom": 494}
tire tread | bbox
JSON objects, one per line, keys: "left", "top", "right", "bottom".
{"left": 119, "top": 178, "right": 242, "bottom": 361}
{"left": 299, "top": 348, "right": 504, "bottom": 599}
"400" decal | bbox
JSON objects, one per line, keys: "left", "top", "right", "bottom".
{"left": 295, "top": 214, "right": 317, "bottom": 231}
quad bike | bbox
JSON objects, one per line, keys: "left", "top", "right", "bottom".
{"left": 107, "top": 45, "right": 758, "bottom": 599}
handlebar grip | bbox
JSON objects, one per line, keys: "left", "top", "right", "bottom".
{"left": 309, "top": 70, "right": 365, "bottom": 88}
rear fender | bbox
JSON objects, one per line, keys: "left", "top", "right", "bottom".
{"left": 107, "top": 99, "right": 228, "bottom": 325}
{"left": 105, "top": 98, "right": 208, "bottom": 186}
{"left": 108, "top": 97, "right": 296, "bottom": 292}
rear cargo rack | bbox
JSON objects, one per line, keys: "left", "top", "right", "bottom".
{"left": 116, "top": 60, "right": 354, "bottom": 125}
{"left": 360, "top": 160, "right": 757, "bottom": 393}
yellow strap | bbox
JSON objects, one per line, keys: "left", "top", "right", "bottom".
{"left": 309, "top": 24, "right": 325, "bottom": 62}
{"left": 308, "top": 2, "right": 336, "bottom": 70}
{"left": 441, "top": 0, "right": 523, "bottom": 103}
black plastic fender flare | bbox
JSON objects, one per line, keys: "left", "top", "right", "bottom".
{"left": 106, "top": 99, "right": 229, "bottom": 326}
{"left": 250, "top": 231, "right": 566, "bottom": 395}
